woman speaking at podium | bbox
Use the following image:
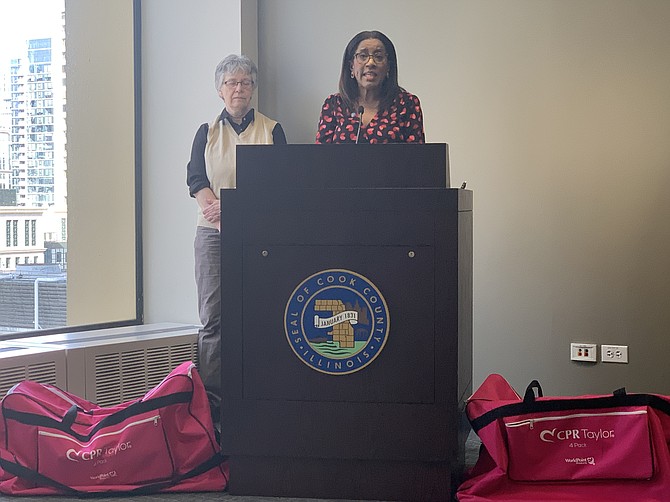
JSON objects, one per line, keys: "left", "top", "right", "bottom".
{"left": 315, "top": 30, "right": 425, "bottom": 144}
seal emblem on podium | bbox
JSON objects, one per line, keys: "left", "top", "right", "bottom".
{"left": 284, "top": 269, "right": 390, "bottom": 375}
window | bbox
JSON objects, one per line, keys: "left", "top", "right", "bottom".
{"left": 0, "top": 0, "right": 141, "bottom": 337}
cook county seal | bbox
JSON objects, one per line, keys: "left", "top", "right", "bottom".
{"left": 284, "top": 269, "right": 390, "bottom": 375}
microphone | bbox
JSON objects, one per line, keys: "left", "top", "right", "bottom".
{"left": 355, "top": 105, "right": 364, "bottom": 144}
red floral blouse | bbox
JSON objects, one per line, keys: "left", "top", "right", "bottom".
{"left": 315, "top": 91, "right": 425, "bottom": 144}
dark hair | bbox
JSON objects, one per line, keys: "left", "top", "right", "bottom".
{"left": 338, "top": 30, "right": 402, "bottom": 112}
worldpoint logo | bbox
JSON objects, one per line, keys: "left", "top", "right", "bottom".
{"left": 284, "top": 269, "right": 390, "bottom": 375}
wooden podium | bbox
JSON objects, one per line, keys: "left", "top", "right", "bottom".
{"left": 220, "top": 144, "right": 472, "bottom": 501}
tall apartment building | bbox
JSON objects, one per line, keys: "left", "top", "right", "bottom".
{"left": 8, "top": 36, "right": 66, "bottom": 209}
{"left": 0, "top": 66, "right": 10, "bottom": 190}
{"left": 0, "top": 127, "right": 10, "bottom": 190}
{"left": 0, "top": 68, "right": 10, "bottom": 129}
{"left": 0, "top": 4, "right": 67, "bottom": 333}
{"left": 0, "top": 74, "right": 10, "bottom": 189}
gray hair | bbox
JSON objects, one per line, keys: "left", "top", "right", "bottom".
{"left": 214, "top": 54, "right": 258, "bottom": 91}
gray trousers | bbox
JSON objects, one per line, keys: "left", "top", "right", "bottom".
{"left": 194, "top": 226, "right": 221, "bottom": 412}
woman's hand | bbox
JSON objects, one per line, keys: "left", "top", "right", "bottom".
{"left": 202, "top": 197, "right": 220, "bottom": 224}
{"left": 195, "top": 187, "right": 221, "bottom": 229}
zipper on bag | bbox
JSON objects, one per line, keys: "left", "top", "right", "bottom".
{"left": 38, "top": 414, "right": 161, "bottom": 447}
{"left": 505, "top": 409, "right": 647, "bottom": 429}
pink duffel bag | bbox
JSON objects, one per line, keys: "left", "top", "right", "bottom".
{"left": 0, "top": 361, "right": 228, "bottom": 495}
{"left": 458, "top": 374, "right": 670, "bottom": 502}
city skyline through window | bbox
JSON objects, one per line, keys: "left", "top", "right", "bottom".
{"left": 0, "top": 0, "right": 67, "bottom": 333}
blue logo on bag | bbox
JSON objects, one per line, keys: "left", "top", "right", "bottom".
{"left": 284, "top": 269, "right": 390, "bottom": 375}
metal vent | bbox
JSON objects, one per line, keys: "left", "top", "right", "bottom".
{"left": 0, "top": 344, "right": 66, "bottom": 398}
{"left": 0, "top": 366, "right": 29, "bottom": 397}
{"left": 0, "top": 361, "right": 58, "bottom": 397}
{"left": 1, "top": 324, "right": 199, "bottom": 406}
{"left": 26, "top": 361, "right": 59, "bottom": 385}
{"left": 93, "top": 341, "right": 198, "bottom": 407}
{"left": 120, "top": 349, "right": 150, "bottom": 401}
{"left": 93, "top": 352, "right": 123, "bottom": 406}
{"left": 144, "top": 346, "right": 170, "bottom": 389}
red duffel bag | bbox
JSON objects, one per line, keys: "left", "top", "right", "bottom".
{"left": 0, "top": 361, "right": 228, "bottom": 495}
{"left": 457, "top": 373, "right": 670, "bottom": 502}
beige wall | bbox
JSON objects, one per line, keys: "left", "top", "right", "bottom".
{"left": 141, "top": 0, "right": 670, "bottom": 395}
{"left": 141, "top": 0, "right": 247, "bottom": 325}
{"left": 66, "top": 0, "right": 136, "bottom": 325}
{"left": 256, "top": 0, "right": 670, "bottom": 394}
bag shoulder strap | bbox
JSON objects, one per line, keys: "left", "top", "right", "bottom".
{"left": 0, "top": 456, "right": 80, "bottom": 496}
{"left": 470, "top": 392, "right": 670, "bottom": 433}
{"left": 0, "top": 451, "right": 227, "bottom": 497}
{"left": 2, "top": 391, "right": 193, "bottom": 443}
{"left": 129, "top": 451, "right": 229, "bottom": 495}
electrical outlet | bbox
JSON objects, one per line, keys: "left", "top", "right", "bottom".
{"left": 570, "top": 343, "right": 597, "bottom": 362}
{"left": 601, "top": 344, "right": 628, "bottom": 363}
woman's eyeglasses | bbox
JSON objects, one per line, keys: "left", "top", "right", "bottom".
{"left": 223, "top": 79, "right": 254, "bottom": 89}
{"left": 353, "top": 52, "right": 387, "bottom": 64}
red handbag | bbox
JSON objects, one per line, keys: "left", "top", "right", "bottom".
{"left": 458, "top": 374, "right": 670, "bottom": 502}
{"left": 0, "top": 361, "right": 228, "bottom": 495}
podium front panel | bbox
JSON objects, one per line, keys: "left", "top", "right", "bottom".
{"left": 221, "top": 189, "right": 460, "bottom": 456}
{"left": 242, "top": 247, "right": 435, "bottom": 404}
{"left": 219, "top": 158, "right": 471, "bottom": 501}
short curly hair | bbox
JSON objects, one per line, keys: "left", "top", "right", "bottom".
{"left": 214, "top": 54, "right": 258, "bottom": 91}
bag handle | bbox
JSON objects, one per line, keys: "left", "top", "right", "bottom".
{"left": 61, "top": 405, "right": 79, "bottom": 430}
{"left": 523, "top": 380, "right": 543, "bottom": 404}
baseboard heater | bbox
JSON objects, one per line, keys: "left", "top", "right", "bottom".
{"left": 0, "top": 323, "right": 199, "bottom": 406}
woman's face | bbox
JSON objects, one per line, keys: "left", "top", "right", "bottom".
{"left": 350, "top": 38, "right": 389, "bottom": 94}
{"left": 218, "top": 70, "right": 254, "bottom": 118}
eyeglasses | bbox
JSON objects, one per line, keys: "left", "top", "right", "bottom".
{"left": 354, "top": 52, "right": 387, "bottom": 64}
{"left": 223, "top": 79, "right": 254, "bottom": 89}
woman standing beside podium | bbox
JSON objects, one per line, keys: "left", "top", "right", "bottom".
{"left": 186, "top": 54, "right": 286, "bottom": 426}
{"left": 315, "top": 30, "right": 425, "bottom": 144}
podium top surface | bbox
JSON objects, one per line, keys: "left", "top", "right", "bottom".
{"left": 236, "top": 143, "right": 450, "bottom": 189}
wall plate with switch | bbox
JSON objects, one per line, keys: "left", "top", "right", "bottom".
{"left": 570, "top": 343, "right": 597, "bottom": 362}
{"left": 601, "top": 344, "right": 628, "bottom": 363}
